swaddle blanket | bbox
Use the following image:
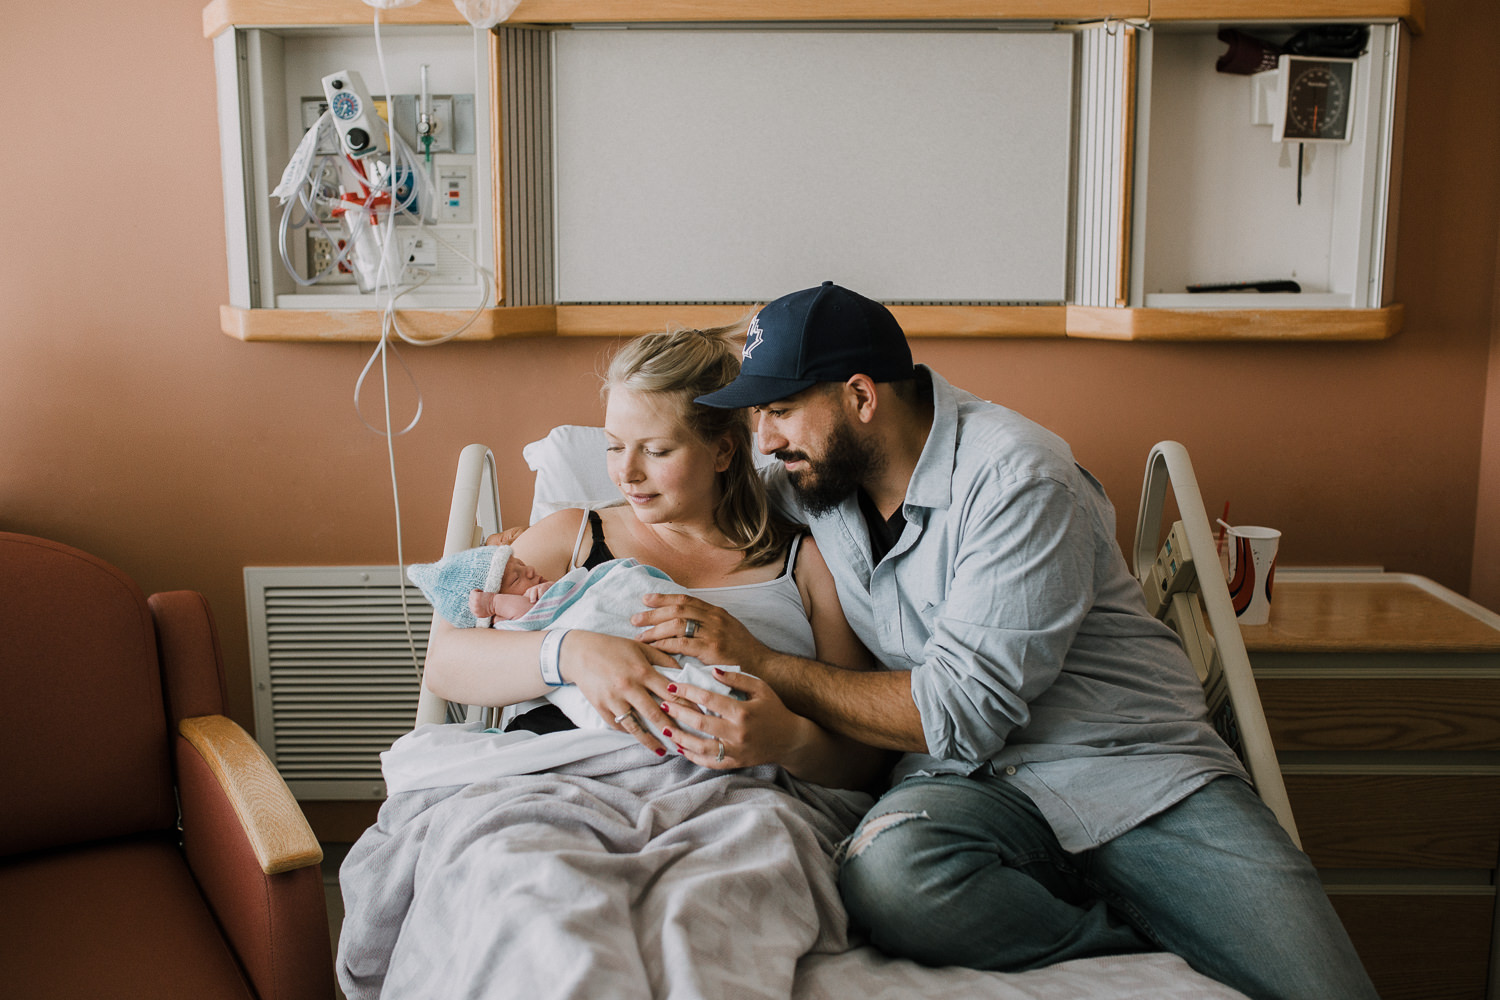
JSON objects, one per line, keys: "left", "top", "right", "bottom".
{"left": 448, "top": 557, "right": 738, "bottom": 740}
{"left": 340, "top": 726, "right": 1254, "bottom": 1000}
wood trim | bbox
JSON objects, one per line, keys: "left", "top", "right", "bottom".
{"left": 508, "top": 0, "right": 1143, "bottom": 21}
{"left": 222, "top": 302, "right": 1417, "bottom": 341}
{"left": 1147, "top": 0, "right": 1424, "bottom": 33}
{"left": 1065, "top": 304, "right": 1402, "bottom": 341}
{"left": 205, "top": 0, "right": 466, "bottom": 37}
{"left": 220, "top": 303, "right": 558, "bottom": 341}
{"left": 895, "top": 305, "right": 1068, "bottom": 338}
{"left": 1115, "top": 25, "right": 1137, "bottom": 308}
{"left": 206, "top": 0, "right": 1150, "bottom": 35}
{"left": 554, "top": 304, "right": 759, "bottom": 338}
{"left": 204, "top": 0, "right": 1428, "bottom": 37}
{"left": 178, "top": 715, "right": 323, "bottom": 875}
{"left": 551, "top": 304, "right": 1070, "bottom": 339}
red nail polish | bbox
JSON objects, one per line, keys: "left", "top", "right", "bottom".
{"left": 675, "top": 744, "right": 686, "bottom": 754}
{"left": 661, "top": 702, "right": 671, "bottom": 713}
{"left": 655, "top": 748, "right": 666, "bottom": 756}
{"left": 713, "top": 667, "right": 725, "bottom": 676}
{"left": 667, "top": 684, "right": 678, "bottom": 693}
{"left": 662, "top": 728, "right": 673, "bottom": 739}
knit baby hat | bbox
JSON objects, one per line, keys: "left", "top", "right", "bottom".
{"left": 407, "top": 544, "right": 514, "bottom": 628}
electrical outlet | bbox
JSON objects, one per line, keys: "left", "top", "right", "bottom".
{"left": 306, "top": 233, "right": 355, "bottom": 283}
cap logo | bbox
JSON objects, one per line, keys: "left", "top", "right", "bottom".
{"left": 742, "top": 315, "right": 764, "bottom": 360}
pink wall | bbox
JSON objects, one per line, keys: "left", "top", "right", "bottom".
{"left": 1, "top": 0, "right": 1498, "bottom": 744}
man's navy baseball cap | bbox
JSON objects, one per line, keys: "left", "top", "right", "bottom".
{"left": 695, "top": 281, "right": 914, "bottom": 409}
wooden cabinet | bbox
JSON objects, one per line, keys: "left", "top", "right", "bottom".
{"left": 206, "top": 0, "right": 1423, "bottom": 342}
{"left": 1244, "top": 572, "right": 1500, "bottom": 1000}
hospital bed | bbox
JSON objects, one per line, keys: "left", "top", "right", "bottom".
{"left": 347, "top": 430, "right": 1287, "bottom": 1000}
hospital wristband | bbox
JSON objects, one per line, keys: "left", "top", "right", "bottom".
{"left": 539, "top": 629, "right": 571, "bottom": 687}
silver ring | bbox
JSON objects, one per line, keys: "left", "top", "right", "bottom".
{"left": 714, "top": 738, "right": 725, "bottom": 763}
{"left": 613, "top": 710, "right": 637, "bottom": 728}
{"left": 684, "top": 618, "right": 701, "bottom": 638}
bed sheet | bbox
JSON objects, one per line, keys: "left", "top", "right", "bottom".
{"left": 338, "top": 725, "right": 1250, "bottom": 1000}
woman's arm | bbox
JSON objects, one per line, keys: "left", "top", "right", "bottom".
{"left": 642, "top": 537, "right": 893, "bottom": 789}
{"left": 422, "top": 510, "right": 580, "bottom": 707}
{"left": 424, "top": 509, "right": 684, "bottom": 742}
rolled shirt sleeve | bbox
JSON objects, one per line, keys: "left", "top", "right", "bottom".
{"left": 908, "top": 473, "right": 1096, "bottom": 765}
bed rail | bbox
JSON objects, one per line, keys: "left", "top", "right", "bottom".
{"left": 1133, "top": 441, "right": 1300, "bottom": 846}
{"left": 414, "top": 444, "right": 504, "bottom": 728}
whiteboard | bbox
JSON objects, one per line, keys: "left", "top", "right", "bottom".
{"left": 552, "top": 29, "right": 1074, "bottom": 304}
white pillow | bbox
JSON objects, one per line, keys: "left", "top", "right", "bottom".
{"left": 522, "top": 424, "right": 779, "bottom": 525}
{"left": 522, "top": 425, "right": 617, "bottom": 524}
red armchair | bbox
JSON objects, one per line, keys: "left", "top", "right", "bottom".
{"left": 0, "top": 532, "right": 334, "bottom": 999}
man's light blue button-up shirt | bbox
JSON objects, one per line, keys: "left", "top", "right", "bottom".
{"left": 769, "top": 367, "right": 1248, "bottom": 852}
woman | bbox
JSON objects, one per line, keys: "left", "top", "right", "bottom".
{"left": 422, "top": 324, "right": 883, "bottom": 789}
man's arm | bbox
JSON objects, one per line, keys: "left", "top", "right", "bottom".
{"left": 750, "top": 650, "right": 927, "bottom": 753}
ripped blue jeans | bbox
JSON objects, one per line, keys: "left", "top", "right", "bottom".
{"left": 836, "top": 774, "right": 1377, "bottom": 1000}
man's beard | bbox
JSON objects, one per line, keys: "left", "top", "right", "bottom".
{"left": 779, "top": 417, "right": 884, "bottom": 517}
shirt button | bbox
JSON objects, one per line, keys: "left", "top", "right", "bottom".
{"left": 1005, "top": 765, "right": 1017, "bottom": 776}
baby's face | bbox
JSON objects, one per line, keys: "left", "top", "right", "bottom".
{"left": 499, "top": 556, "right": 548, "bottom": 595}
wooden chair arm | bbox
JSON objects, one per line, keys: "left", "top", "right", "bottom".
{"left": 177, "top": 715, "right": 323, "bottom": 875}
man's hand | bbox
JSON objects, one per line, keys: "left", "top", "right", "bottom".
{"left": 633, "top": 593, "right": 771, "bottom": 675}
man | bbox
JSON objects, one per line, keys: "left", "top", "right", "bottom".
{"left": 684, "top": 281, "right": 1376, "bottom": 999}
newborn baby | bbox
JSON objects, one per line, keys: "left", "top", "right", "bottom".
{"left": 407, "top": 543, "right": 739, "bottom": 745}
{"left": 469, "top": 550, "right": 551, "bottom": 624}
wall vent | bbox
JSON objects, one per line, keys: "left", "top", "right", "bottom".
{"left": 244, "top": 566, "right": 431, "bottom": 799}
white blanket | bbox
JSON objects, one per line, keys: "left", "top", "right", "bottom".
{"left": 492, "top": 559, "right": 740, "bottom": 742}
{"left": 338, "top": 726, "right": 1251, "bottom": 1000}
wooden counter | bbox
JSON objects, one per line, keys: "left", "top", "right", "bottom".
{"left": 1243, "top": 571, "right": 1500, "bottom": 1000}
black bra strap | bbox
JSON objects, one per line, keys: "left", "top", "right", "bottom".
{"left": 583, "top": 509, "right": 616, "bottom": 569}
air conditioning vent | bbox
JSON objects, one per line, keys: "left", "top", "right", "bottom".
{"left": 244, "top": 566, "right": 430, "bottom": 799}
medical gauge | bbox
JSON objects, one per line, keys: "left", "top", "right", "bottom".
{"left": 323, "top": 71, "right": 391, "bottom": 159}
{"left": 1272, "top": 55, "right": 1356, "bottom": 144}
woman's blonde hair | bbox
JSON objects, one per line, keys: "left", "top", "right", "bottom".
{"left": 603, "top": 324, "right": 796, "bottom": 568}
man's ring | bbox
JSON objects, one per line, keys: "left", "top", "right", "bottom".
{"left": 684, "top": 618, "right": 701, "bottom": 639}
{"left": 613, "top": 710, "right": 637, "bottom": 728}
{"left": 714, "top": 738, "right": 726, "bottom": 762}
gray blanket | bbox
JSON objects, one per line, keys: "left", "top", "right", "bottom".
{"left": 338, "top": 737, "right": 867, "bottom": 1000}
{"left": 338, "top": 727, "right": 1250, "bottom": 1000}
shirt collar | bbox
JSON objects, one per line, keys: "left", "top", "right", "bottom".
{"left": 903, "top": 365, "right": 959, "bottom": 513}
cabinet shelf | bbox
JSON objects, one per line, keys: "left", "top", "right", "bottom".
{"left": 220, "top": 303, "right": 1401, "bottom": 342}
{"left": 1065, "top": 304, "right": 1402, "bottom": 341}
{"left": 1148, "top": 1, "right": 1423, "bottom": 34}
{"left": 204, "top": 1, "right": 1147, "bottom": 39}
{"left": 203, "top": 0, "right": 1426, "bottom": 38}
{"left": 220, "top": 305, "right": 554, "bottom": 342}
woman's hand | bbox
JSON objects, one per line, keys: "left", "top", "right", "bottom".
{"left": 633, "top": 593, "right": 770, "bottom": 674}
{"left": 658, "top": 670, "right": 817, "bottom": 770}
{"left": 560, "top": 629, "right": 680, "bottom": 756}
